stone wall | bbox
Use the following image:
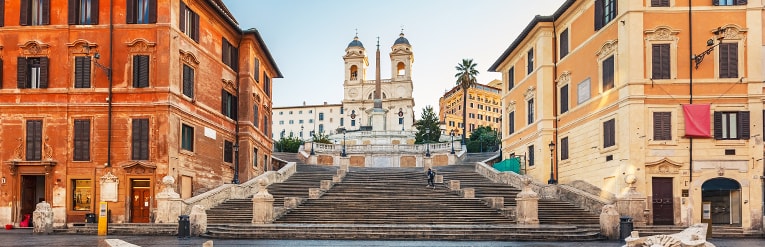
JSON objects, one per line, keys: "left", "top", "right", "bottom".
{"left": 400, "top": 156, "right": 416, "bottom": 167}
{"left": 350, "top": 156, "right": 365, "bottom": 167}
{"left": 433, "top": 154, "right": 448, "bottom": 166}
{"left": 317, "top": 155, "right": 334, "bottom": 165}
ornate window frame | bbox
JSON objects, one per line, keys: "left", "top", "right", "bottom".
{"left": 644, "top": 26, "right": 679, "bottom": 81}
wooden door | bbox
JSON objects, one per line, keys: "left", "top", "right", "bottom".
{"left": 20, "top": 176, "right": 38, "bottom": 217}
{"left": 652, "top": 177, "right": 674, "bottom": 225}
{"left": 131, "top": 188, "right": 151, "bottom": 223}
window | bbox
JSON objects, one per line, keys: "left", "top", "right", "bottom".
{"left": 263, "top": 116, "right": 268, "bottom": 135}
{"left": 253, "top": 105, "right": 259, "bottom": 128}
{"left": 527, "top": 145, "right": 535, "bottom": 166}
{"left": 319, "top": 113, "right": 324, "bottom": 121}
{"left": 651, "top": 0, "right": 670, "bottom": 7}
{"left": 340, "top": 107, "right": 344, "bottom": 114}
{"left": 653, "top": 112, "right": 671, "bottom": 141}
{"left": 470, "top": 103, "right": 474, "bottom": 108}
{"left": 603, "top": 118, "right": 615, "bottom": 148}
{"left": 0, "top": 1, "right": 4, "bottom": 27}
{"left": 340, "top": 118, "right": 344, "bottom": 126}
{"left": 132, "top": 55, "right": 150, "bottom": 88}
{"left": 560, "top": 137, "right": 569, "bottom": 160}
{"left": 17, "top": 57, "right": 49, "bottom": 89}
{"left": 71, "top": 179, "right": 92, "bottom": 211}
{"left": 264, "top": 74, "right": 271, "bottom": 97}
{"left": 299, "top": 110, "right": 303, "bottom": 114}
{"left": 308, "top": 119, "right": 313, "bottom": 123}
{"left": 559, "top": 29, "right": 569, "bottom": 59}
{"left": 594, "top": 0, "right": 617, "bottom": 31}
{"left": 714, "top": 111, "right": 749, "bottom": 140}
{"left": 508, "top": 112, "right": 515, "bottom": 135}
{"left": 719, "top": 43, "right": 738, "bottom": 78}
{"left": 289, "top": 120, "right": 293, "bottom": 124}
{"left": 651, "top": 44, "right": 670, "bottom": 79}
{"left": 179, "top": 1, "right": 199, "bottom": 42}
{"left": 253, "top": 58, "right": 260, "bottom": 81}
{"left": 26, "top": 120, "right": 43, "bottom": 161}
{"left": 181, "top": 124, "right": 194, "bottom": 151}
{"left": 713, "top": 0, "right": 747, "bottom": 6}
{"left": 527, "top": 48, "right": 534, "bottom": 74}
{"left": 74, "top": 56, "right": 91, "bottom": 88}
{"left": 182, "top": 64, "right": 194, "bottom": 98}
{"left": 224, "top": 140, "right": 233, "bottom": 163}
{"left": 126, "top": 0, "right": 156, "bottom": 24}
{"left": 602, "top": 55, "right": 614, "bottom": 91}
{"left": 399, "top": 118, "right": 403, "bottom": 124}
{"left": 21, "top": 0, "right": 50, "bottom": 26}
{"left": 222, "top": 38, "right": 238, "bottom": 71}
{"left": 560, "top": 85, "right": 569, "bottom": 114}
{"left": 253, "top": 148, "right": 258, "bottom": 168}
{"left": 221, "top": 90, "right": 237, "bottom": 119}
{"left": 299, "top": 120, "right": 303, "bottom": 124}
{"left": 319, "top": 124, "right": 324, "bottom": 133}
{"left": 131, "top": 119, "right": 149, "bottom": 160}
{"left": 351, "top": 120, "right": 356, "bottom": 126}
{"left": 73, "top": 119, "right": 91, "bottom": 161}
{"left": 69, "top": 0, "right": 99, "bottom": 25}
{"left": 527, "top": 99, "right": 534, "bottom": 124}
{"left": 279, "top": 120, "right": 284, "bottom": 125}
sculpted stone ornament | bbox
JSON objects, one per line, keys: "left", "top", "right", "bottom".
{"left": 157, "top": 175, "right": 180, "bottom": 199}
{"left": 33, "top": 201, "right": 53, "bottom": 234}
{"left": 515, "top": 177, "right": 539, "bottom": 225}
{"left": 252, "top": 179, "right": 275, "bottom": 224}
{"left": 624, "top": 223, "right": 715, "bottom": 247}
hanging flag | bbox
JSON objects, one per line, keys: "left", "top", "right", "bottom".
{"left": 683, "top": 104, "right": 711, "bottom": 137}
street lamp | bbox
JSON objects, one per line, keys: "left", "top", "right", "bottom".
{"left": 425, "top": 127, "right": 431, "bottom": 157}
{"left": 547, "top": 141, "right": 557, "bottom": 185}
{"left": 309, "top": 131, "right": 315, "bottom": 156}
{"left": 449, "top": 130, "right": 455, "bottom": 154}
{"left": 232, "top": 144, "right": 240, "bottom": 184}
{"left": 341, "top": 128, "right": 347, "bottom": 157}
{"left": 693, "top": 27, "right": 725, "bottom": 69}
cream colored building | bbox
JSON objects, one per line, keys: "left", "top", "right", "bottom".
{"left": 490, "top": 0, "right": 764, "bottom": 232}
{"left": 438, "top": 80, "right": 502, "bottom": 139}
{"left": 272, "top": 102, "right": 343, "bottom": 140}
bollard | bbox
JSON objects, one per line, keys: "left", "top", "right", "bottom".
{"left": 178, "top": 215, "right": 190, "bottom": 239}
{"left": 619, "top": 216, "right": 633, "bottom": 241}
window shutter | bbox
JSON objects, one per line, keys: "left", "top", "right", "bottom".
{"left": 131, "top": 119, "right": 140, "bottom": 159}
{"left": 736, "top": 0, "right": 747, "bottom": 5}
{"left": 603, "top": 56, "right": 614, "bottom": 90}
{"left": 594, "top": 0, "right": 604, "bottom": 30}
{"left": 221, "top": 90, "right": 227, "bottom": 115}
{"left": 17, "top": 57, "right": 27, "bottom": 88}
{"left": 82, "top": 120, "right": 91, "bottom": 160}
{"left": 148, "top": 0, "right": 157, "bottom": 23}
{"left": 0, "top": 0, "right": 5, "bottom": 27}
{"left": 68, "top": 0, "right": 77, "bottom": 24}
{"left": 192, "top": 12, "right": 200, "bottom": 42}
{"left": 133, "top": 55, "right": 149, "bottom": 87}
{"left": 652, "top": 44, "right": 670, "bottom": 79}
{"left": 713, "top": 0, "right": 719, "bottom": 5}
{"left": 222, "top": 39, "right": 230, "bottom": 65}
{"left": 560, "top": 85, "right": 569, "bottom": 114}
{"left": 713, "top": 112, "right": 723, "bottom": 139}
{"left": 559, "top": 29, "right": 569, "bottom": 58}
{"left": 39, "top": 57, "right": 49, "bottom": 88}
{"left": 42, "top": 0, "right": 50, "bottom": 25}
{"left": 83, "top": 56, "right": 91, "bottom": 87}
{"left": 728, "top": 44, "right": 738, "bottom": 78}
{"left": 561, "top": 137, "right": 569, "bottom": 160}
{"left": 254, "top": 105, "right": 259, "bottom": 127}
{"left": 738, "top": 111, "right": 750, "bottom": 139}
{"left": 508, "top": 112, "right": 514, "bottom": 134}
{"left": 140, "top": 120, "right": 149, "bottom": 159}
{"left": 75, "top": 56, "right": 91, "bottom": 88}
{"left": 91, "top": 0, "right": 99, "bottom": 24}
{"left": 508, "top": 67, "right": 514, "bottom": 90}
{"left": 0, "top": 59, "right": 3, "bottom": 89}
{"left": 179, "top": 1, "right": 186, "bottom": 32}
{"left": 253, "top": 58, "right": 260, "bottom": 81}
{"left": 26, "top": 120, "right": 42, "bottom": 161}
{"left": 183, "top": 65, "right": 193, "bottom": 97}
{"left": 232, "top": 95, "right": 238, "bottom": 120}
{"left": 20, "top": 0, "right": 29, "bottom": 26}
{"left": 126, "top": 0, "right": 135, "bottom": 24}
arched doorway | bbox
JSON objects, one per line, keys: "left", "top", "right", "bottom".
{"left": 701, "top": 177, "right": 741, "bottom": 225}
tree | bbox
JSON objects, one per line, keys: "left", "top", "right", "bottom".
{"left": 274, "top": 136, "right": 303, "bottom": 153}
{"left": 312, "top": 132, "right": 332, "bottom": 144}
{"left": 467, "top": 126, "right": 499, "bottom": 153}
{"left": 455, "top": 58, "right": 479, "bottom": 145}
{"left": 414, "top": 105, "right": 441, "bottom": 144}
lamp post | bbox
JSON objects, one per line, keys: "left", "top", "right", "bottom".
{"left": 449, "top": 130, "right": 455, "bottom": 154}
{"left": 232, "top": 144, "right": 239, "bottom": 184}
{"left": 310, "top": 131, "right": 315, "bottom": 156}
{"left": 547, "top": 141, "right": 557, "bottom": 185}
{"left": 341, "top": 128, "right": 347, "bottom": 157}
{"left": 425, "top": 127, "right": 431, "bottom": 157}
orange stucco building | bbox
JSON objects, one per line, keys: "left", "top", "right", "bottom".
{"left": 0, "top": 0, "right": 281, "bottom": 225}
{"left": 438, "top": 81, "right": 502, "bottom": 138}
{"left": 491, "top": 0, "right": 763, "bottom": 232}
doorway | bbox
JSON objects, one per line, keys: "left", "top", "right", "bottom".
{"left": 702, "top": 177, "right": 741, "bottom": 225}
{"left": 652, "top": 177, "right": 674, "bottom": 225}
{"left": 130, "top": 179, "right": 151, "bottom": 223}
{"left": 20, "top": 175, "right": 45, "bottom": 226}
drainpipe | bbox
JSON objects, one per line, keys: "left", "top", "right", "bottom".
{"left": 107, "top": 0, "right": 114, "bottom": 167}
{"left": 688, "top": 0, "right": 693, "bottom": 184}
{"left": 552, "top": 14, "right": 559, "bottom": 183}
{"left": 232, "top": 34, "right": 243, "bottom": 184}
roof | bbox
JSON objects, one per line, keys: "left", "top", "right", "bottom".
{"left": 488, "top": 0, "right": 576, "bottom": 72}
{"left": 394, "top": 33, "right": 410, "bottom": 45}
{"left": 244, "top": 28, "right": 284, "bottom": 78}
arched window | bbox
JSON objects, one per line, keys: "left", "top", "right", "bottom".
{"left": 397, "top": 62, "right": 406, "bottom": 76}
{"left": 350, "top": 65, "right": 358, "bottom": 80}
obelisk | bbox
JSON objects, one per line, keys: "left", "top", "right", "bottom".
{"left": 370, "top": 37, "right": 386, "bottom": 131}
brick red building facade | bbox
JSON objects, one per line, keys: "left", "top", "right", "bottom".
{"left": 0, "top": 0, "right": 281, "bottom": 224}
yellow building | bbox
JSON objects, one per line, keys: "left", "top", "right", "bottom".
{"left": 490, "top": 0, "right": 763, "bottom": 232}
{"left": 439, "top": 80, "right": 502, "bottom": 139}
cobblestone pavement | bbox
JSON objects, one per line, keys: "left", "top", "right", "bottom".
{"left": 1, "top": 229, "right": 763, "bottom": 247}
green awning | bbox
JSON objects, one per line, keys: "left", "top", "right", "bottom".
{"left": 493, "top": 157, "right": 520, "bottom": 173}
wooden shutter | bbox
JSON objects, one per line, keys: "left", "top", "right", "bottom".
{"left": 221, "top": 90, "right": 227, "bottom": 115}
{"left": 133, "top": 55, "right": 149, "bottom": 87}
{"left": 559, "top": 29, "right": 569, "bottom": 59}
{"left": 179, "top": 1, "right": 186, "bottom": 32}
{"left": 651, "top": 0, "right": 670, "bottom": 6}
{"left": 263, "top": 116, "right": 268, "bottom": 134}
{"left": 74, "top": 119, "right": 91, "bottom": 161}
{"left": 560, "top": 85, "right": 569, "bottom": 114}
{"left": 719, "top": 43, "right": 738, "bottom": 78}
{"left": 652, "top": 44, "right": 670, "bottom": 79}
{"left": 736, "top": 0, "right": 747, "bottom": 5}
{"left": 126, "top": 0, "right": 135, "bottom": 23}
{"left": 41, "top": 0, "right": 50, "bottom": 25}
{"left": 0, "top": 0, "right": 5, "bottom": 26}
{"left": 232, "top": 95, "right": 238, "bottom": 120}
{"left": 713, "top": 112, "right": 723, "bottom": 139}
{"left": 91, "top": 0, "right": 99, "bottom": 24}
{"left": 182, "top": 65, "right": 193, "bottom": 97}
{"left": 39, "top": 57, "right": 49, "bottom": 88}
{"left": 561, "top": 137, "right": 569, "bottom": 160}
{"left": 222, "top": 39, "right": 230, "bottom": 66}
{"left": 738, "top": 111, "right": 750, "bottom": 139}
{"left": 148, "top": 0, "right": 157, "bottom": 23}
{"left": 604, "top": 119, "right": 615, "bottom": 147}
{"left": 224, "top": 141, "right": 232, "bottom": 163}
{"left": 131, "top": 119, "right": 140, "bottom": 159}
{"left": 68, "top": 0, "right": 77, "bottom": 24}
{"left": 20, "top": 0, "right": 29, "bottom": 25}
{"left": 653, "top": 112, "right": 671, "bottom": 140}
{"left": 17, "top": 57, "right": 27, "bottom": 88}
{"left": 603, "top": 56, "right": 614, "bottom": 90}
{"left": 508, "top": 112, "right": 514, "bottom": 134}
{"left": 0, "top": 59, "right": 3, "bottom": 89}
{"left": 192, "top": 12, "right": 199, "bottom": 42}
{"left": 26, "top": 120, "right": 42, "bottom": 161}
{"left": 594, "top": 0, "right": 603, "bottom": 30}
{"left": 75, "top": 56, "right": 91, "bottom": 88}
{"left": 131, "top": 119, "right": 149, "bottom": 160}
{"left": 253, "top": 105, "right": 259, "bottom": 127}
{"left": 508, "top": 67, "right": 514, "bottom": 90}
{"left": 253, "top": 58, "right": 260, "bottom": 81}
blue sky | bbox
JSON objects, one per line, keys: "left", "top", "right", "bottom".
{"left": 222, "top": 0, "right": 566, "bottom": 116}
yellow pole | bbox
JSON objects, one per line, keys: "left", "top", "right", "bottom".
{"left": 97, "top": 202, "right": 108, "bottom": 236}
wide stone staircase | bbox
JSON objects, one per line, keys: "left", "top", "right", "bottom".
{"left": 205, "top": 165, "right": 603, "bottom": 240}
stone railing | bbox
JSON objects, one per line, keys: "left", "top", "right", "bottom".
{"left": 181, "top": 162, "right": 297, "bottom": 214}
{"left": 474, "top": 161, "right": 609, "bottom": 214}
{"left": 310, "top": 142, "right": 459, "bottom": 154}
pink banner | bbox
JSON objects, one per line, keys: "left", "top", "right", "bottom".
{"left": 683, "top": 104, "right": 711, "bottom": 138}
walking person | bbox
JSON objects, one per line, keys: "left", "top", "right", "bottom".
{"left": 426, "top": 168, "right": 436, "bottom": 188}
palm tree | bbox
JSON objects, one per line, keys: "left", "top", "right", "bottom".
{"left": 454, "top": 58, "right": 479, "bottom": 145}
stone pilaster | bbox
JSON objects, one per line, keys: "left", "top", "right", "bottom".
{"left": 321, "top": 180, "right": 333, "bottom": 191}
{"left": 339, "top": 157, "right": 350, "bottom": 170}
{"left": 461, "top": 188, "right": 475, "bottom": 199}
{"left": 515, "top": 177, "right": 539, "bottom": 225}
{"left": 32, "top": 201, "right": 53, "bottom": 234}
{"left": 435, "top": 175, "right": 443, "bottom": 184}
{"left": 449, "top": 180, "right": 460, "bottom": 191}
{"left": 600, "top": 204, "right": 619, "bottom": 240}
{"left": 189, "top": 205, "right": 207, "bottom": 237}
{"left": 251, "top": 179, "right": 275, "bottom": 224}
{"left": 309, "top": 188, "right": 321, "bottom": 199}
{"left": 155, "top": 175, "right": 182, "bottom": 223}
{"left": 423, "top": 156, "right": 433, "bottom": 169}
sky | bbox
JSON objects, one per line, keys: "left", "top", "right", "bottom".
{"left": 222, "top": 0, "right": 566, "bottom": 117}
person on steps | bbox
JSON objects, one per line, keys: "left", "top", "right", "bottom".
{"left": 426, "top": 168, "right": 436, "bottom": 188}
